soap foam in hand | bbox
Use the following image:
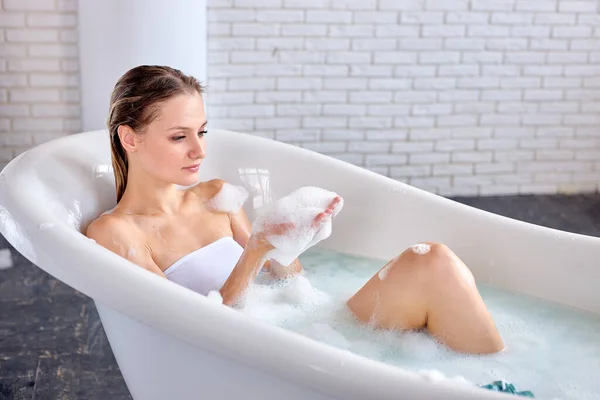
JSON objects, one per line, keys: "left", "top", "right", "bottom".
{"left": 206, "top": 182, "right": 249, "bottom": 214}
{"left": 252, "top": 186, "right": 344, "bottom": 266}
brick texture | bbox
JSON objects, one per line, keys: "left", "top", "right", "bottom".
{"left": 207, "top": 0, "right": 600, "bottom": 195}
{"left": 0, "top": 0, "right": 81, "bottom": 170}
{"left": 2, "top": 1, "right": 599, "bottom": 196}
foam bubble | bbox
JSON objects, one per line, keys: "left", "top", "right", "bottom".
{"left": 410, "top": 243, "right": 430, "bottom": 255}
{"left": 279, "top": 275, "right": 311, "bottom": 303}
{"left": 397, "top": 330, "right": 443, "bottom": 361}
{"left": 378, "top": 259, "right": 395, "bottom": 280}
{"left": 350, "top": 340, "right": 383, "bottom": 359}
{"left": 279, "top": 275, "right": 325, "bottom": 305}
{"left": 206, "top": 182, "right": 249, "bottom": 214}
{"left": 281, "top": 187, "right": 344, "bottom": 219}
{"left": 0, "top": 248, "right": 12, "bottom": 270}
{"left": 252, "top": 186, "right": 344, "bottom": 266}
{"left": 207, "top": 290, "right": 223, "bottom": 304}
{"left": 240, "top": 274, "right": 332, "bottom": 326}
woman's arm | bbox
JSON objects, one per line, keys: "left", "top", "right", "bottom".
{"left": 221, "top": 215, "right": 309, "bottom": 305}
{"left": 220, "top": 186, "right": 345, "bottom": 304}
{"left": 218, "top": 233, "right": 271, "bottom": 306}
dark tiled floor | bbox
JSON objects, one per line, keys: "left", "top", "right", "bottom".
{"left": 0, "top": 194, "right": 599, "bottom": 400}
{"left": 0, "top": 243, "right": 130, "bottom": 400}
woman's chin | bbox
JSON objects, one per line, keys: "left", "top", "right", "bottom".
{"left": 175, "top": 174, "right": 201, "bottom": 188}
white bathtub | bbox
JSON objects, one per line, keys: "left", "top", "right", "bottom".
{"left": 1, "top": 129, "right": 598, "bottom": 400}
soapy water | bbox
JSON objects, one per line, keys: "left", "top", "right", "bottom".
{"left": 240, "top": 246, "right": 600, "bottom": 400}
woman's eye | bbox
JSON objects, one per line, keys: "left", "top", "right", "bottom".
{"left": 172, "top": 135, "right": 185, "bottom": 141}
{"left": 198, "top": 130, "right": 208, "bottom": 137}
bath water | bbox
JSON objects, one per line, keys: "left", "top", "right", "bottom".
{"left": 242, "top": 246, "right": 600, "bottom": 400}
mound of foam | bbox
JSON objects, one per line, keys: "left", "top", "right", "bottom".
{"left": 278, "top": 275, "right": 321, "bottom": 304}
{"left": 410, "top": 243, "right": 431, "bottom": 255}
{"left": 302, "top": 323, "right": 352, "bottom": 350}
{"left": 206, "top": 182, "right": 249, "bottom": 214}
{"left": 241, "top": 273, "right": 332, "bottom": 326}
{"left": 252, "top": 186, "right": 344, "bottom": 266}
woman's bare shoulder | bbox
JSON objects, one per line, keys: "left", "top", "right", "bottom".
{"left": 85, "top": 212, "right": 140, "bottom": 255}
{"left": 85, "top": 212, "right": 165, "bottom": 276}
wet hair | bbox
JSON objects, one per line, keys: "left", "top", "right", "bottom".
{"left": 107, "top": 65, "right": 204, "bottom": 202}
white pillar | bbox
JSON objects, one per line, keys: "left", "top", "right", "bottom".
{"left": 77, "top": 0, "right": 207, "bottom": 131}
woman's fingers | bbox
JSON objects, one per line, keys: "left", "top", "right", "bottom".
{"left": 267, "top": 221, "right": 296, "bottom": 236}
{"left": 312, "top": 210, "right": 332, "bottom": 228}
{"left": 328, "top": 196, "right": 342, "bottom": 212}
{"left": 310, "top": 197, "right": 342, "bottom": 228}
{"left": 266, "top": 196, "right": 341, "bottom": 233}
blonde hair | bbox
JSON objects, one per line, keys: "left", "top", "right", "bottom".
{"left": 107, "top": 65, "right": 204, "bottom": 202}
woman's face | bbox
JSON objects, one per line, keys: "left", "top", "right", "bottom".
{"left": 134, "top": 91, "right": 207, "bottom": 187}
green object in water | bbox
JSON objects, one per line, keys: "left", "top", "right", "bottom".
{"left": 480, "top": 380, "right": 534, "bottom": 397}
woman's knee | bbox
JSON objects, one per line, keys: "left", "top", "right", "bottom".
{"left": 393, "top": 242, "right": 450, "bottom": 270}
{"left": 392, "top": 242, "right": 474, "bottom": 284}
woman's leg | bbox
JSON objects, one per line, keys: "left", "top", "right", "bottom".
{"left": 346, "top": 242, "right": 504, "bottom": 354}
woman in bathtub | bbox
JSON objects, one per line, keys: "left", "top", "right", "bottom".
{"left": 86, "top": 65, "right": 505, "bottom": 355}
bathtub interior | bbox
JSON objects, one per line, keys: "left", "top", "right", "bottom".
{"left": 2, "top": 128, "right": 600, "bottom": 399}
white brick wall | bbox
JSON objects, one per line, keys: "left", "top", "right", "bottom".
{"left": 207, "top": 0, "right": 600, "bottom": 196}
{"left": 0, "top": 0, "right": 80, "bottom": 170}
{"left": 2, "top": 1, "right": 598, "bottom": 197}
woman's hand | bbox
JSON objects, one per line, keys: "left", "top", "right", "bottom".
{"left": 250, "top": 195, "right": 343, "bottom": 252}
{"left": 220, "top": 195, "right": 342, "bottom": 305}
{"left": 247, "top": 221, "right": 295, "bottom": 252}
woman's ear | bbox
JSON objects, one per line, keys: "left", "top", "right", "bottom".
{"left": 117, "top": 125, "right": 138, "bottom": 153}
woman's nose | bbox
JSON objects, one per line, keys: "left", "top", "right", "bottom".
{"left": 190, "top": 137, "right": 206, "bottom": 159}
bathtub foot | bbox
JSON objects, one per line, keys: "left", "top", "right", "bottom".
{"left": 346, "top": 242, "right": 505, "bottom": 355}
